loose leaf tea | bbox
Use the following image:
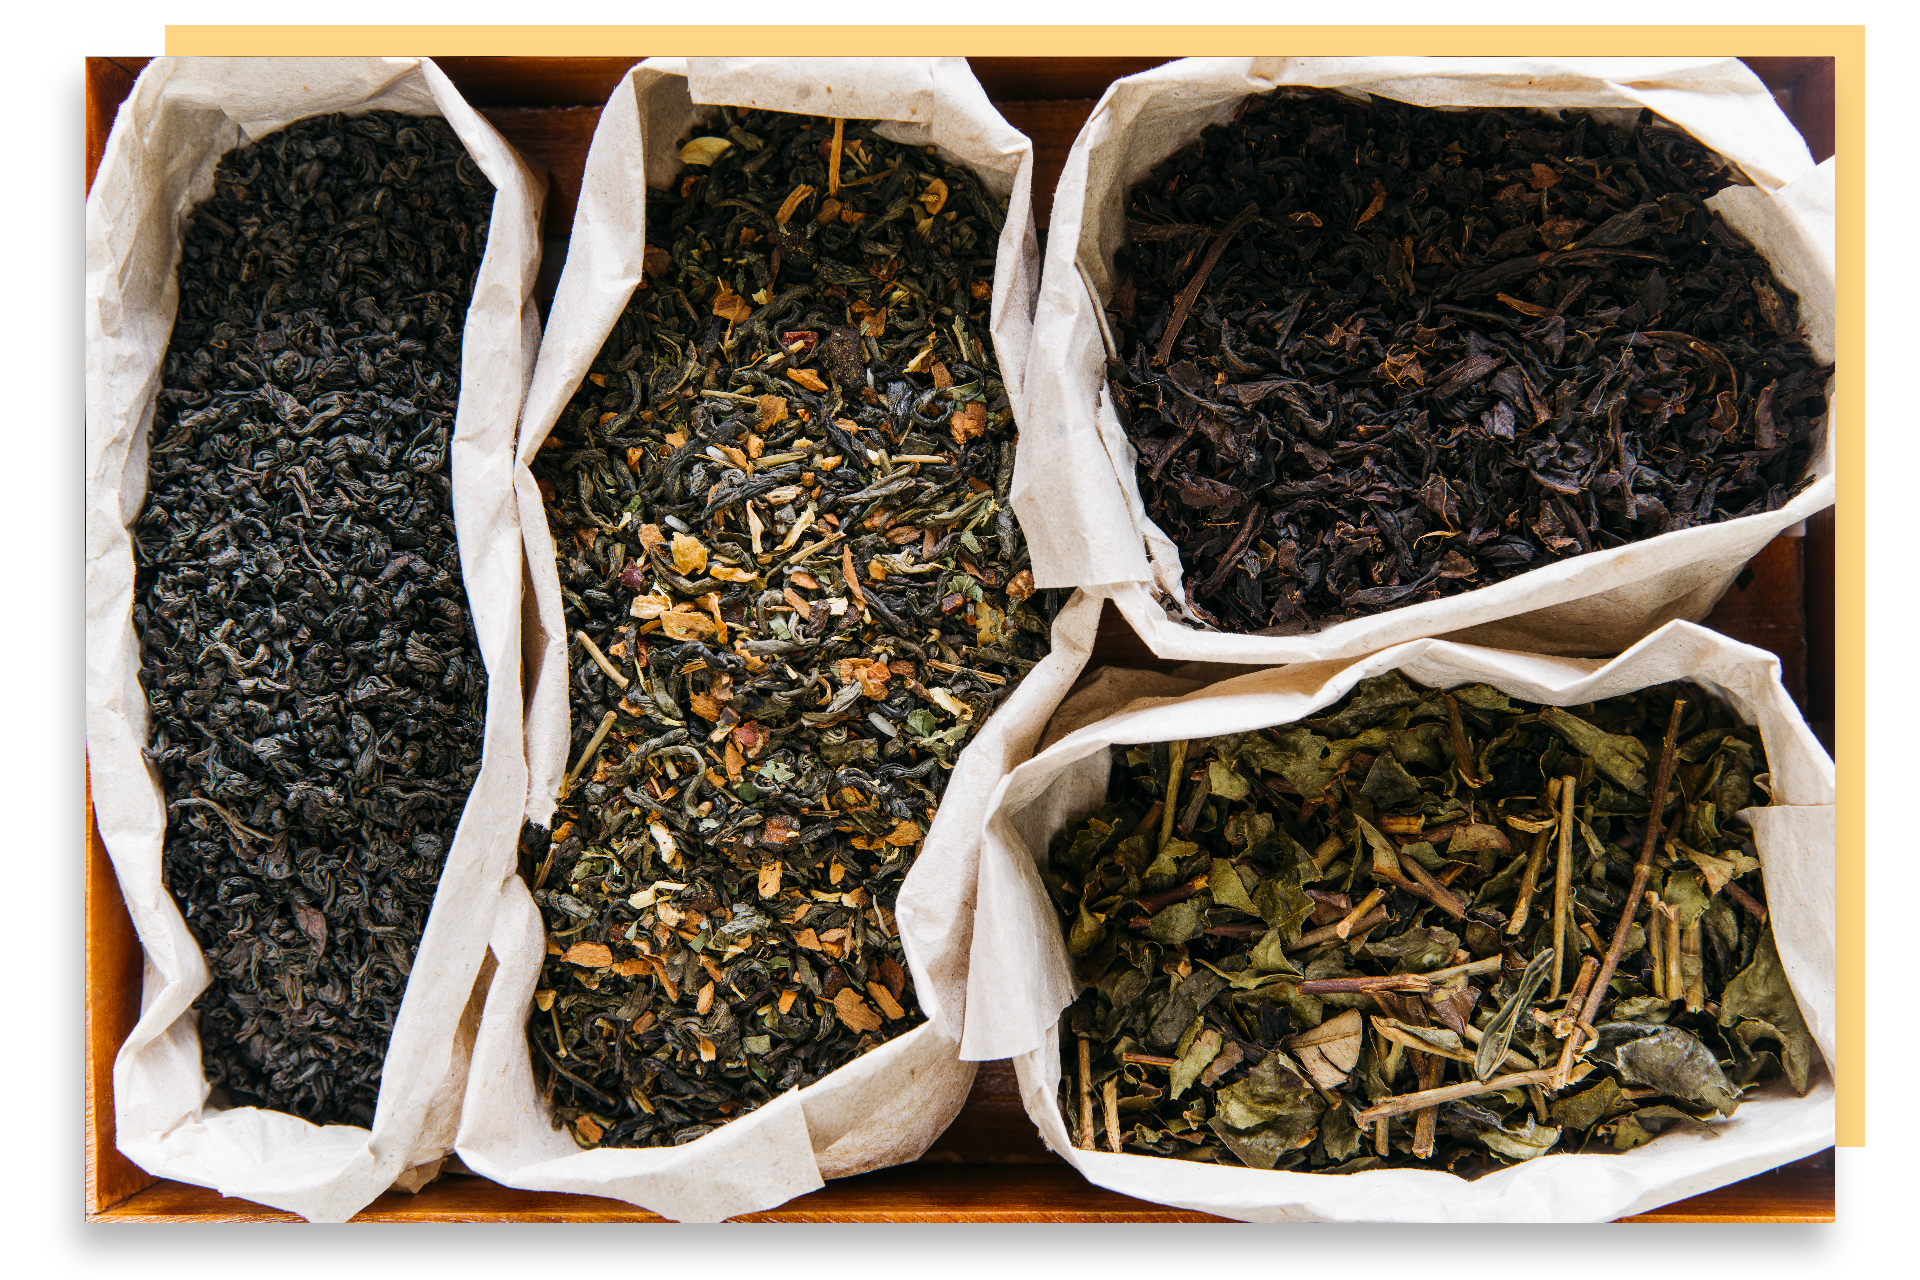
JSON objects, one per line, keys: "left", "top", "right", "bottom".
{"left": 1106, "top": 91, "right": 1829, "bottom": 633}
{"left": 1049, "top": 675, "right": 1813, "bottom": 1175}
{"left": 132, "top": 112, "right": 495, "bottom": 1125}
{"left": 525, "top": 106, "right": 1056, "bottom": 1149}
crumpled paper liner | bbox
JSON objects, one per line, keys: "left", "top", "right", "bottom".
{"left": 1017, "top": 57, "right": 1835, "bottom": 664}
{"left": 960, "top": 619, "right": 1833, "bottom": 1221}
{"left": 456, "top": 56, "right": 1061, "bottom": 1222}
{"left": 84, "top": 56, "right": 542, "bottom": 1222}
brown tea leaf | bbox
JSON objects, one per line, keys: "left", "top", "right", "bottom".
{"left": 866, "top": 981, "right": 907, "bottom": 1020}
{"left": 678, "top": 137, "right": 732, "bottom": 166}
{"left": 775, "top": 183, "right": 816, "bottom": 225}
{"left": 658, "top": 609, "right": 717, "bottom": 640}
{"left": 711, "top": 281, "right": 753, "bottom": 325}
{"left": 756, "top": 394, "right": 790, "bottom": 429}
{"left": 855, "top": 659, "right": 893, "bottom": 699}
{"left": 291, "top": 901, "right": 328, "bottom": 956}
{"left": 641, "top": 244, "right": 674, "bottom": 284}
{"left": 832, "top": 988, "right": 883, "bottom": 1033}
{"left": 563, "top": 942, "right": 613, "bottom": 969}
{"left": 951, "top": 401, "right": 988, "bottom": 445}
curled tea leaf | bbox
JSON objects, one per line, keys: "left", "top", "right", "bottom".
{"left": 1476, "top": 948, "right": 1554, "bottom": 1081}
{"left": 678, "top": 137, "right": 733, "bottom": 166}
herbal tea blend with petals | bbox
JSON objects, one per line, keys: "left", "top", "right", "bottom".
{"left": 524, "top": 107, "right": 1056, "bottom": 1149}
{"left": 1107, "top": 91, "right": 1829, "bottom": 633}
{"left": 1049, "top": 675, "right": 1814, "bottom": 1174}
{"left": 133, "top": 112, "right": 495, "bottom": 1125}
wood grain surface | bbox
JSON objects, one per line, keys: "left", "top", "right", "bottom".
{"left": 82, "top": 53, "right": 1837, "bottom": 1224}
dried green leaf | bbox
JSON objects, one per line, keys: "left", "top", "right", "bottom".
{"left": 1719, "top": 927, "right": 1817, "bottom": 1094}
{"left": 1241, "top": 724, "right": 1337, "bottom": 796}
{"left": 1145, "top": 896, "right": 1210, "bottom": 944}
{"left": 1246, "top": 928, "right": 1305, "bottom": 977}
{"left": 1207, "top": 760, "right": 1251, "bottom": 801}
{"left": 1549, "top": 1076, "right": 1628, "bottom": 1130}
{"left": 1389, "top": 722, "right": 1451, "bottom": 770}
{"left": 1359, "top": 748, "right": 1423, "bottom": 809}
{"left": 1371, "top": 1016, "right": 1472, "bottom": 1063}
{"left": 1208, "top": 858, "right": 1260, "bottom": 915}
{"left": 1319, "top": 1095, "right": 1362, "bottom": 1161}
{"left": 1539, "top": 705, "right": 1651, "bottom": 792}
{"left": 1662, "top": 866, "right": 1714, "bottom": 928}
{"left": 1474, "top": 1115, "right": 1562, "bottom": 1161}
{"left": 1170, "top": 1028, "right": 1224, "bottom": 1101}
{"left": 1208, "top": 1050, "right": 1326, "bottom": 1169}
{"left": 1476, "top": 948, "right": 1554, "bottom": 1080}
{"left": 1320, "top": 672, "right": 1424, "bottom": 738}
{"left": 1362, "top": 926, "right": 1458, "bottom": 971}
{"left": 1596, "top": 1023, "right": 1742, "bottom": 1115}
{"left": 1068, "top": 896, "right": 1107, "bottom": 956}
{"left": 1147, "top": 968, "right": 1229, "bottom": 1048}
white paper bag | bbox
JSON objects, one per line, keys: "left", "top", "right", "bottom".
{"left": 84, "top": 56, "right": 543, "bottom": 1222}
{"left": 1019, "top": 57, "right": 1835, "bottom": 665}
{"left": 457, "top": 56, "right": 1060, "bottom": 1221}
{"left": 960, "top": 619, "right": 1833, "bottom": 1221}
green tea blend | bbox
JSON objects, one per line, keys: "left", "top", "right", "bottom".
{"left": 1048, "top": 674, "right": 1815, "bottom": 1175}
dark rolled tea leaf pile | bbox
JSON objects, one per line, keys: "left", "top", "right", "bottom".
{"left": 525, "top": 106, "right": 1058, "bottom": 1149}
{"left": 1049, "top": 676, "right": 1813, "bottom": 1175}
{"left": 132, "top": 111, "right": 495, "bottom": 1126}
{"left": 1107, "top": 91, "right": 1830, "bottom": 633}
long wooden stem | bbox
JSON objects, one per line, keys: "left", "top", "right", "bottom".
{"left": 1154, "top": 204, "right": 1258, "bottom": 366}
{"left": 1724, "top": 879, "right": 1769, "bottom": 922}
{"left": 1354, "top": 1068, "right": 1566, "bottom": 1125}
{"left": 1664, "top": 898, "right": 1684, "bottom": 999}
{"left": 1335, "top": 888, "right": 1386, "bottom": 939}
{"left": 1101, "top": 1077, "right": 1122, "bottom": 1154}
{"left": 1551, "top": 774, "right": 1576, "bottom": 999}
{"left": 1646, "top": 892, "right": 1668, "bottom": 999}
{"left": 1412, "top": 1052, "right": 1443, "bottom": 1158}
{"left": 1580, "top": 698, "right": 1686, "bottom": 1027}
{"left": 1076, "top": 1035, "right": 1094, "bottom": 1150}
{"left": 1508, "top": 827, "right": 1554, "bottom": 936}
{"left": 1288, "top": 908, "right": 1389, "bottom": 953}
{"left": 1157, "top": 740, "right": 1187, "bottom": 854}
{"left": 1552, "top": 698, "right": 1686, "bottom": 1082}
{"left": 1445, "top": 692, "right": 1484, "bottom": 788}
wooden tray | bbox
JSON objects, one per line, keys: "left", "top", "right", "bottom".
{"left": 84, "top": 54, "right": 1837, "bottom": 1223}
